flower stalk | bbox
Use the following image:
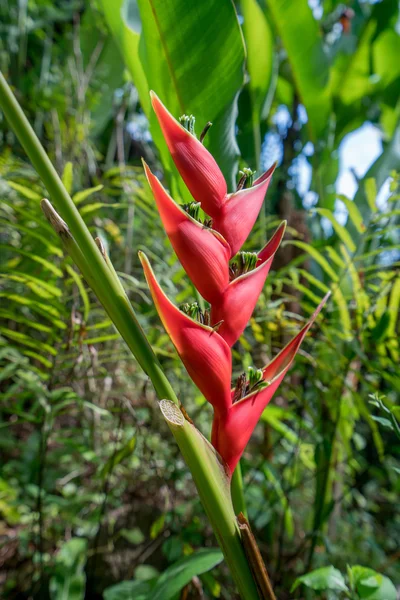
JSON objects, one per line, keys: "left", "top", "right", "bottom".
{"left": 0, "top": 71, "right": 260, "bottom": 599}
{"left": 1, "top": 73, "right": 330, "bottom": 599}
{"left": 147, "top": 92, "right": 329, "bottom": 475}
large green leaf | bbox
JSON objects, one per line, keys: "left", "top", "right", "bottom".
{"left": 100, "top": 0, "right": 150, "bottom": 114}
{"left": 332, "top": 20, "right": 377, "bottom": 108}
{"left": 102, "top": 0, "right": 246, "bottom": 190}
{"left": 267, "top": 0, "right": 331, "bottom": 141}
{"left": 138, "top": 0, "right": 245, "bottom": 189}
{"left": 241, "top": 0, "right": 274, "bottom": 120}
{"left": 238, "top": 0, "right": 275, "bottom": 167}
{"left": 373, "top": 29, "right": 400, "bottom": 89}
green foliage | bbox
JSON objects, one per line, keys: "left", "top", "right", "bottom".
{"left": 291, "top": 566, "right": 348, "bottom": 594}
{"left": 49, "top": 538, "right": 88, "bottom": 600}
{"left": 349, "top": 565, "right": 397, "bottom": 600}
{"left": 238, "top": 0, "right": 274, "bottom": 166}
{"left": 101, "top": 0, "right": 246, "bottom": 189}
{"left": 292, "top": 564, "right": 397, "bottom": 599}
{"left": 268, "top": 0, "right": 331, "bottom": 140}
{"left": 104, "top": 548, "right": 223, "bottom": 600}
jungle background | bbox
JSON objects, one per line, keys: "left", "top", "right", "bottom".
{"left": 0, "top": 0, "right": 399, "bottom": 598}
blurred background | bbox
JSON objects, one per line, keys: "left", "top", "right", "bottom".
{"left": 0, "top": 0, "right": 399, "bottom": 598}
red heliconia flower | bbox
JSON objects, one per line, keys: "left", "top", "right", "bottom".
{"left": 211, "top": 222, "right": 286, "bottom": 346}
{"left": 151, "top": 91, "right": 275, "bottom": 256}
{"left": 143, "top": 91, "right": 330, "bottom": 477}
{"left": 211, "top": 293, "right": 330, "bottom": 474}
{"left": 142, "top": 160, "right": 230, "bottom": 304}
{"left": 139, "top": 252, "right": 232, "bottom": 413}
{"left": 212, "top": 165, "right": 276, "bottom": 257}
{"left": 151, "top": 91, "right": 227, "bottom": 217}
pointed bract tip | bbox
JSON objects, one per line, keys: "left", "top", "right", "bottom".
{"left": 259, "top": 291, "right": 330, "bottom": 385}
{"left": 138, "top": 251, "right": 150, "bottom": 272}
{"left": 311, "top": 291, "right": 331, "bottom": 319}
{"left": 41, "top": 199, "right": 71, "bottom": 238}
{"left": 253, "top": 162, "right": 277, "bottom": 186}
{"left": 149, "top": 90, "right": 158, "bottom": 104}
{"left": 140, "top": 252, "right": 233, "bottom": 413}
{"left": 142, "top": 159, "right": 152, "bottom": 181}
{"left": 277, "top": 220, "right": 287, "bottom": 240}
{"left": 150, "top": 91, "right": 169, "bottom": 114}
{"left": 150, "top": 91, "right": 227, "bottom": 216}
{"left": 212, "top": 288, "right": 330, "bottom": 473}
{"left": 307, "top": 291, "right": 330, "bottom": 323}
{"left": 150, "top": 91, "right": 192, "bottom": 139}
{"left": 274, "top": 219, "right": 287, "bottom": 239}
{"left": 256, "top": 220, "right": 286, "bottom": 264}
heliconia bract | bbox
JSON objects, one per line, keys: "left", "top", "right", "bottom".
{"left": 141, "top": 92, "right": 329, "bottom": 475}
{"left": 211, "top": 222, "right": 287, "bottom": 346}
{"left": 211, "top": 294, "right": 330, "bottom": 473}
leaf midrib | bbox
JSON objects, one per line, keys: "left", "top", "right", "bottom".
{"left": 147, "top": 0, "right": 185, "bottom": 113}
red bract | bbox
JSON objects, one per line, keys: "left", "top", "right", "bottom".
{"left": 211, "top": 222, "right": 286, "bottom": 346}
{"left": 211, "top": 294, "right": 330, "bottom": 473}
{"left": 139, "top": 252, "right": 232, "bottom": 414}
{"left": 151, "top": 92, "right": 227, "bottom": 217}
{"left": 212, "top": 165, "right": 276, "bottom": 257}
{"left": 142, "top": 93, "right": 329, "bottom": 476}
{"left": 143, "top": 161, "right": 230, "bottom": 304}
{"left": 151, "top": 92, "right": 275, "bottom": 256}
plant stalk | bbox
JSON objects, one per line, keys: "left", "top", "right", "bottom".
{"left": 161, "top": 401, "right": 260, "bottom": 599}
{"left": 231, "top": 461, "right": 248, "bottom": 518}
{"left": 0, "top": 71, "right": 261, "bottom": 599}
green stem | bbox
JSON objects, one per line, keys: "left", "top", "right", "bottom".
{"left": 231, "top": 461, "right": 247, "bottom": 518}
{"left": 161, "top": 402, "right": 259, "bottom": 599}
{"left": 0, "top": 72, "right": 260, "bottom": 599}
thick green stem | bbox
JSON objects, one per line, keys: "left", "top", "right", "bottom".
{"left": 161, "top": 401, "right": 259, "bottom": 599}
{"left": 0, "top": 72, "right": 260, "bottom": 599}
